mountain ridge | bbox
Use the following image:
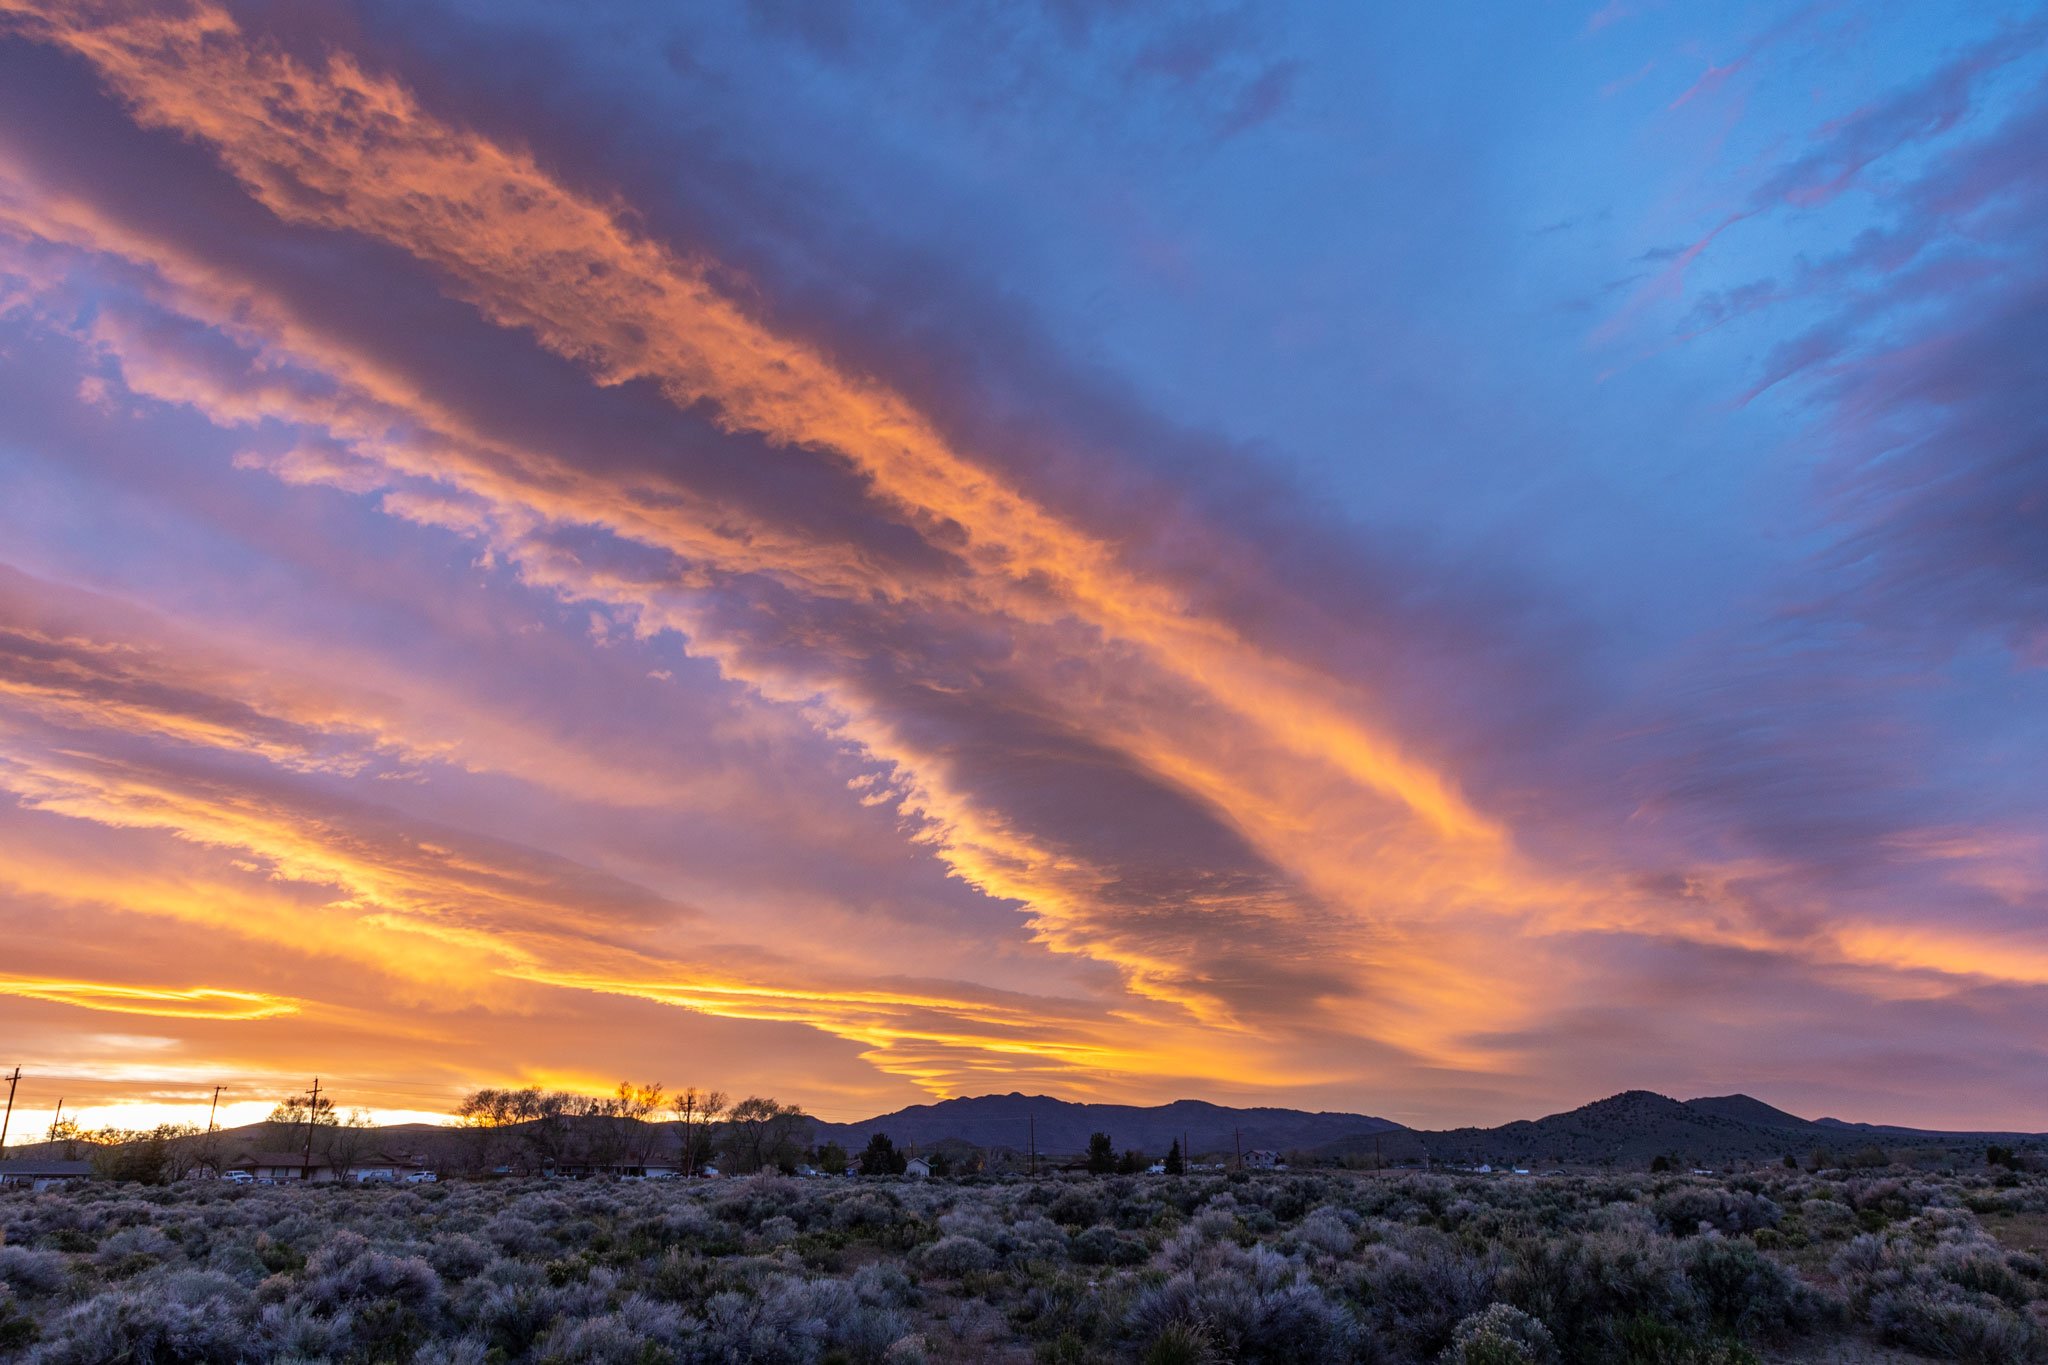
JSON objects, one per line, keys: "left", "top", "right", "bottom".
{"left": 808, "top": 1092, "right": 1400, "bottom": 1157}
{"left": 815, "top": 1088, "right": 2045, "bottom": 1166}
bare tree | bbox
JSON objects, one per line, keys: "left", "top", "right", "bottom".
{"left": 721, "top": 1096, "right": 809, "bottom": 1174}
{"left": 616, "top": 1082, "right": 666, "bottom": 1169}
{"left": 672, "top": 1087, "right": 729, "bottom": 1177}
{"left": 47, "top": 1114, "right": 84, "bottom": 1159}
{"left": 159, "top": 1123, "right": 204, "bottom": 1181}
{"left": 266, "top": 1092, "right": 336, "bottom": 1150}
{"left": 506, "top": 1087, "right": 576, "bottom": 1172}
{"left": 326, "top": 1108, "right": 376, "bottom": 1177}
{"left": 455, "top": 1087, "right": 523, "bottom": 1173}
{"left": 578, "top": 1091, "right": 630, "bottom": 1173}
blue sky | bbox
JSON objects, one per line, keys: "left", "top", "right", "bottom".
{"left": 0, "top": 0, "right": 2043, "bottom": 1130}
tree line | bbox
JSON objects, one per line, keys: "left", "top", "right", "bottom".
{"left": 13, "top": 1083, "right": 1209, "bottom": 1184}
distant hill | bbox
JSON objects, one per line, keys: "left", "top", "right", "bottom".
{"left": 809, "top": 1093, "right": 1399, "bottom": 1159}
{"left": 1682, "top": 1094, "right": 1812, "bottom": 1129}
{"left": 1312, "top": 1090, "right": 2046, "bottom": 1169}
{"left": 1392, "top": 1090, "right": 1812, "bottom": 1168}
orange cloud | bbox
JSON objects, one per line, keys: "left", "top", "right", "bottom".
{"left": 0, "top": 976, "right": 298, "bottom": 1020}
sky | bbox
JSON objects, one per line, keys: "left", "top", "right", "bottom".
{"left": 0, "top": 0, "right": 2044, "bottom": 1137}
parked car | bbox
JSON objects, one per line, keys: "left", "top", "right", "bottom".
{"left": 219, "top": 1170, "right": 255, "bottom": 1185}
{"left": 403, "top": 1170, "right": 438, "bottom": 1183}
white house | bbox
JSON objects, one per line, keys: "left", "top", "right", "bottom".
{"left": 903, "top": 1156, "right": 931, "bottom": 1180}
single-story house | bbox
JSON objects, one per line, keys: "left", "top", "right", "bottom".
{"left": 222, "top": 1151, "right": 336, "bottom": 1183}
{"left": 903, "top": 1157, "right": 931, "bottom": 1179}
{"left": 0, "top": 1158, "right": 93, "bottom": 1190}
{"left": 343, "top": 1150, "right": 438, "bottom": 1183}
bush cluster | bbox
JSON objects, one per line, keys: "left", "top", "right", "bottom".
{"left": 1, "top": 1163, "right": 2042, "bottom": 1361}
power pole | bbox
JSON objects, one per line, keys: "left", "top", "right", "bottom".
{"left": 49, "top": 1097, "right": 63, "bottom": 1143}
{"left": 1234, "top": 1126, "right": 1243, "bottom": 1171}
{"left": 1375, "top": 1131, "right": 1382, "bottom": 1173}
{"left": 300, "top": 1078, "right": 321, "bottom": 1180}
{"left": 206, "top": 1085, "right": 221, "bottom": 1134}
{"left": 0, "top": 1067, "right": 18, "bottom": 1154}
{"left": 1028, "top": 1114, "right": 1036, "bottom": 1178}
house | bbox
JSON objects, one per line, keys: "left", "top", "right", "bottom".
{"left": 1242, "top": 1150, "right": 1282, "bottom": 1171}
{"left": 222, "top": 1151, "right": 336, "bottom": 1183}
{"left": 0, "top": 1158, "right": 92, "bottom": 1191}
{"left": 344, "top": 1151, "right": 440, "bottom": 1183}
{"left": 903, "top": 1157, "right": 931, "bottom": 1180}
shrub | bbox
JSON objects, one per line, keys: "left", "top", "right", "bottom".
{"left": 919, "top": 1234, "right": 997, "bottom": 1277}
{"left": 1654, "top": 1188, "right": 1782, "bottom": 1237}
{"left": 0, "top": 1245, "right": 68, "bottom": 1297}
{"left": 1682, "top": 1236, "right": 1828, "bottom": 1340}
{"left": 1070, "top": 1224, "right": 1148, "bottom": 1266}
{"left": 1497, "top": 1224, "right": 1700, "bottom": 1359}
{"left": 29, "top": 1285, "right": 254, "bottom": 1364}
{"left": 0, "top": 1287, "right": 39, "bottom": 1353}
{"left": 1296, "top": 1207, "right": 1356, "bottom": 1256}
{"left": 1868, "top": 1285, "right": 2044, "bottom": 1363}
{"left": 1442, "top": 1302, "right": 1560, "bottom": 1364}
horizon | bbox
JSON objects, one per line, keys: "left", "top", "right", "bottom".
{"left": 0, "top": 1082, "right": 2032, "bottom": 1147}
{"left": 3, "top": 2, "right": 2047, "bottom": 1135}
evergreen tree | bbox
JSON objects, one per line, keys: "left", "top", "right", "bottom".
{"left": 1165, "top": 1139, "right": 1185, "bottom": 1175}
{"left": 1086, "top": 1131, "right": 1116, "bottom": 1174}
{"left": 860, "top": 1131, "right": 906, "bottom": 1176}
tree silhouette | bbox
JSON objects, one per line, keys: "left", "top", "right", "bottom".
{"left": 1086, "top": 1131, "right": 1116, "bottom": 1174}
{"left": 672, "top": 1087, "right": 729, "bottom": 1177}
{"left": 721, "top": 1096, "right": 808, "bottom": 1173}
{"left": 860, "top": 1132, "right": 905, "bottom": 1176}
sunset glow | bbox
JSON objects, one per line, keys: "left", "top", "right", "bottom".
{"left": 1, "top": 0, "right": 2044, "bottom": 1131}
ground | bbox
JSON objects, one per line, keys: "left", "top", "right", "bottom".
{"left": 2, "top": 1163, "right": 2044, "bottom": 1362}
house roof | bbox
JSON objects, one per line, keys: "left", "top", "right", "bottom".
{"left": 228, "top": 1150, "right": 332, "bottom": 1168}
{"left": 0, "top": 1158, "right": 94, "bottom": 1177}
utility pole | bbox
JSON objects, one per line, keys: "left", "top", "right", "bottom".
{"left": 1027, "top": 1114, "right": 1036, "bottom": 1178}
{"left": 1375, "top": 1131, "right": 1383, "bottom": 1174}
{"left": 206, "top": 1085, "right": 221, "bottom": 1135}
{"left": 49, "top": 1097, "right": 63, "bottom": 1142}
{"left": 1234, "top": 1126, "right": 1243, "bottom": 1171}
{"left": 300, "top": 1078, "right": 321, "bottom": 1180}
{"left": 0, "top": 1067, "right": 18, "bottom": 1155}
